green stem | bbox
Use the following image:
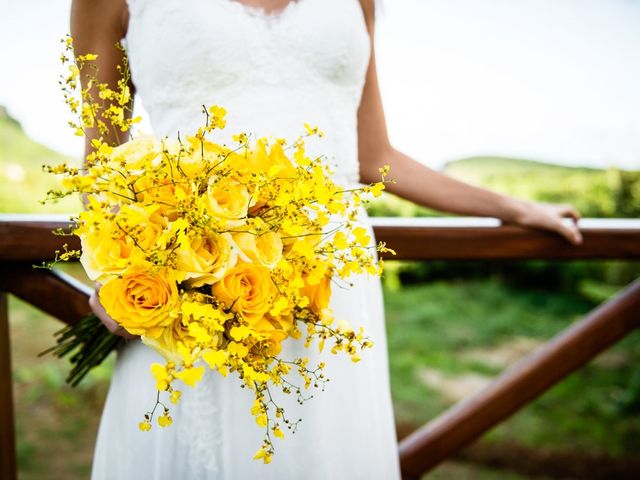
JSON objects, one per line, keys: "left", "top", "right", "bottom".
{"left": 40, "top": 313, "right": 124, "bottom": 387}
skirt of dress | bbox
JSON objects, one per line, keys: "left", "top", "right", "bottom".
{"left": 91, "top": 221, "right": 401, "bottom": 480}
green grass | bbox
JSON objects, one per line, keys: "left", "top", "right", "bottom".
{"left": 385, "top": 279, "right": 640, "bottom": 456}
{"left": 9, "top": 275, "right": 638, "bottom": 479}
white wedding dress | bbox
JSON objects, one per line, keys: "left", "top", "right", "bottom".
{"left": 91, "top": 0, "right": 401, "bottom": 478}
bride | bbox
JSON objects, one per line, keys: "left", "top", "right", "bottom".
{"left": 72, "top": 0, "right": 582, "bottom": 478}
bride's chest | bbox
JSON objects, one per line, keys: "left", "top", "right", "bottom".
{"left": 126, "top": 0, "right": 370, "bottom": 90}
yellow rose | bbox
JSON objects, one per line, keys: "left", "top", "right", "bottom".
{"left": 176, "top": 232, "right": 237, "bottom": 287}
{"left": 247, "top": 314, "right": 292, "bottom": 355}
{"left": 81, "top": 232, "right": 139, "bottom": 282}
{"left": 247, "top": 139, "right": 296, "bottom": 177}
{"left": 205, "top": 176, "right": 251, "bottom": 226}
{"left": 109, "top": 135, "right": 162, "bottom": 171}
{"left": 135, "top": 176, "right": 180, "bottom": 220}
{"left": 142, "top": 317, "right": 194, "bottom": 363}
{"left": 80, "top": 218, "right": 163, "bottom": 282}
{"left": 211, "top": 263, "right": 276, "bottom": 324}
{"left": 130, "top": 219, "right": 165, "bottom": 251}
{"left": 301, "top": 275, "right": 331, "bottom": 315}
{"left": 99, "top": 269, "right": 179, "bottom": 338}
{"left": 233, "top": 232, "right": 283, "bottom": 269}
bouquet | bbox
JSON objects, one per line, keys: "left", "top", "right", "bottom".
{"left": 42, "top": 37, "right": 394, "bottom": 462}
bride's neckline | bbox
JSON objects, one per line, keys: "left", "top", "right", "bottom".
{"left": 221, "top": 0, "right": 307, "bottom": 21}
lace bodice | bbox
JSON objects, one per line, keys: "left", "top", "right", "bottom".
{"left": 125, "top": 0, "right": 371, "bottom": 184}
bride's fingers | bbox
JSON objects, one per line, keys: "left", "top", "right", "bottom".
{"left": 89, "top": 290, "right": 115, "bottom": 331}
{"left": 557, "top": 204, "right": 581, "bottom": 223}
{"left": 556, "top": 205, "right": 583, "bottom": 243}
{"left": 555, "top": 218, "right": 583, "bottom": 245}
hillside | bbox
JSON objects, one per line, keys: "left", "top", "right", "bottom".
{"left": 368, "top": 155, "right": 638, "bottom": 218}
{"left": 0, "top": 107, "right": 637, "bottom": 217}
{"left": 443, "top": 156, "right": 638, "bottom": 218}
{"left": 0, "top": 107, "right": 82, "bottom": 213}
{"left": 443, "top": 155, "right": 604, "bottom": 177}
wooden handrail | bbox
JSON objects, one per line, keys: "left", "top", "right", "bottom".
{"left": 398, "top": 278, "right": 640, "bottom": 479}
{"left": 0, "top": 265, "right": 92, "bottom": 327}
{"left": 372, "top": 217, "right": 640, "bottom": 260}
{"left": 1, "top": 214, "right": 639, "bottom": 479}
{"left": 1, "top": 215, "right": 640, "bottom": 261}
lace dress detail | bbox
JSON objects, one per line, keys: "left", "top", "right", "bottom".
{"left": 91, "top": 1, "right": 401, "bottom": 478}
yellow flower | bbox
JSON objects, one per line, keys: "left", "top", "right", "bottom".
{"left": 157, "top": 410, "right": 173, "bottom": 428}
{"left": 79, "top": 206, "right": 164, "bottom": 281}
{"left": 229, "top": 325, "right": 252, "bottom": 341}
{"left": 289, "top": 237, "right": 316, "bottom": 259}
{"left": 134, "top": 176, "right": 181, "bottom": 220}
{"left": 211, "top": 263, "right": 277, "bottom": 324}
{"left": 333, "top": 231, "right": 348, "bottom": 250}
{"left": 169, "top": 390, "right": 182, "bottom": 404}
{"left": 205, "top": 177, "right": 251, "bottom": 226}
{"left": 370, "top": 182, "right": 385, "bottom": 197}
{"left": 301, "top": 275, "right": 331, "bottom": 316}
{"left": 68, "top": 63, "right": 79, "bottom": 79}
{"left": 266, "top": 141, "right": 296, "bottom": 177}
{"left": 109, "top": 135, "right": 161, "bottom": 169}
{"left": 207, "top": 104, "right": 227, "bottom": 129}
{"left": 79, "top": 230, "right": 142, "bottom": 281}
{"left": 176, "top": 232, "right": 237, "bottom": 287}
{"left": 138, "top": 421, "right": 152, "bottom": 432}
{"left": 98, "top": 268, "right": 179, "bottom": 338}
{"left": 174, "top": 366, "right": 205, "bottom": 387}
{"left": 232, "top": 231, "right": 283, "bottom": 269}
{"left": 180, "top": 301, "right": 230, "bottom": 330}
{"left": 353, "top": 226, "right": 371, "bottom": 247}
{"left": 227, "top": 341, "right": 249, "bottom": 358}
{"left": 253, "top": 447, "right": 272, "bottom": 464}
{"left": 249, "top": 314, "right": 293, "bottom": 355}
{"left": 256, "top": 413, "right": 268, "bottom": 427}
{"left": 150, "top": 363, "right": 171, "bottom": 391}
{"left": 202, "top": 349, "right": 228, "bottom": 370}
{"left": 142, "top": 318, "right": 194, "bottom": 364}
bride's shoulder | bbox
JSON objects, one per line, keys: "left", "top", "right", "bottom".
{"left": 71, "top": 0, "right": 129, "bottom": 39}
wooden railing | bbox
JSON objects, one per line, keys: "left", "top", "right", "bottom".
{"left": 1, "top": 214, "right": 640, "bottom": 480}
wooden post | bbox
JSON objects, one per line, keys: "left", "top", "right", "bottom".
{"left": 398, "top": 278, "right": 640, "bottom": 478}
{"left": 0, "top": 291, "right": 17, "bottom": 480}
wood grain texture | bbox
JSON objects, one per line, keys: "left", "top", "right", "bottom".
{"left": 0, "top": 216, "right": 80, "bottom": 263}
{"left": 1, "top": 215, "right": 640, "bottom": 261}
{"left": 398, "top": 279, "right": 640, "bottom": 478}
{"left": 370, "top": 218, "right": 640, "bottom": 260}
{"left": 0, "top": 265, "right": 92, "bottom": 327}
{"left": 0, "top": 292, "right": 16, "bottom": 480}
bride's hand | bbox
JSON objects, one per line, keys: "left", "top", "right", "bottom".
{"left": 89, "top": 283, "right": 138, "bottom": 340}
{"left": 507, "top": 200, "right": 583, "bottom": 245}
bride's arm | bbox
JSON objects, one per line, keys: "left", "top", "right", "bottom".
{"left": 71, "top": 0, "right": 137, "bottom": 339}
{"left": 356, "top": 0, "right": 583, "bottom": 245}
{"left": 71, "top": 0, "right": 132, "bottom": 155}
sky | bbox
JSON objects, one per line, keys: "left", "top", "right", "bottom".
{"left": 1, "top": 0, "right": 639, "bottom": 170}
